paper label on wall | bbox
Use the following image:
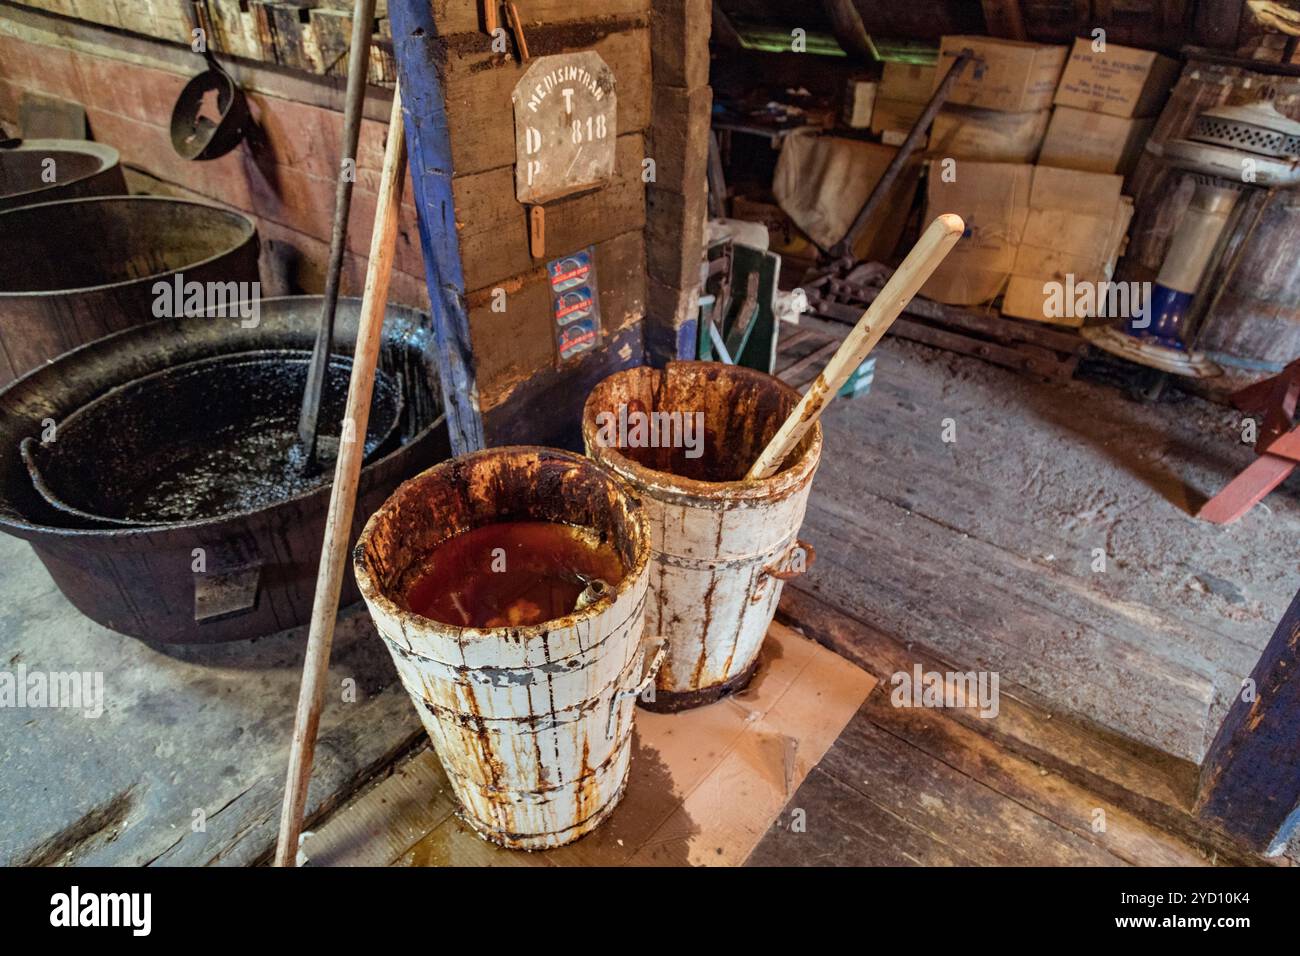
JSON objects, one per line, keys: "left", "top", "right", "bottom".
{"left": 549, "top": 248, "right": 602, "bottom": 363}
{"left": 512, "top": 52, "right": 618, "bottom": 205}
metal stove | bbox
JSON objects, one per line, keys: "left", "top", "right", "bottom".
{"left": 1086, "top": 96, "right": 1300, "bottom": 376}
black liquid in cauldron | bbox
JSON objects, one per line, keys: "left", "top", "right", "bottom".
{"left": 0, "top": 296, "right": 448, "bottom": 645}
{"left": 24, "top": 350, "right": 402, "bottom": 525}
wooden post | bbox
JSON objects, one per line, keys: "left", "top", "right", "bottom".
{"left": 1195, "top": 587, "right": 1300, "bottom": 856}
{"left": 274, "top": 82, "right": 408, "bottom": 867}
{"left": 822, "top": 0, "right": 873, "bottom": 59}
{"left": 646, "top": 0, "right": 714, "bottom": 365}
{"left": 387, "top": 0, "right": 487, "bottom": 455}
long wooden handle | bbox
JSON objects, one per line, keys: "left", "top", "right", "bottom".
{"left": 298, "top": 0, "right": 378, "bottom": 462}
{"left": 746, "top": 214, "right": 964, "bottom": 481}
{"left": 274, "top": 81, "right": 407, "bottom": 867}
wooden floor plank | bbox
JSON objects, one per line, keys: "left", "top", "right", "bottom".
{"left": 785, "top": 336, "right": 1298, "bottom": 765}
{"left": 745, "top": 766, "right": 984, "bottom": 867}
{"left": 814, "top": 372, "right": 1267, "bottom": 670}
{"left": 314, "top": 624, "right": 873, "bottom": 866}
{"left": 817, "top": 708, "right": 1129, "bottom": 867}
{"left": 854, "top": 692, "right": 1212, "bottom": 867}
{"left": 301, "top": 750, "right": 458, "bottom": 867}
{"left": 800, "top": 496, "right": 1213, "bottom": 762}
{"left": 778, "top": 585, "right": 1198, "bottom": 813}
{"left": 775, "top": 586, "right": 1270, "bottom": 867}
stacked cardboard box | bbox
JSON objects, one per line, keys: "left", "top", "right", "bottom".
{"left": 1038, "top": 38, "right": 1178, "bottom": 176}
{"left": 918, "top": 37, "right": 1069, "bottom": 305}
{"left": 934, "top": 35, "right": 1068, "bottom": 113}
{"left": 925, "top": 36, "right": 1068, "bottom": 164}
{"left": 929, "top": 106, "right": 1051, "bottom": 163}
{"left": 921, "top": 160, "right": 1032, "bottom": 306}
{"left": 871, "top": 61, "right": 937, "bottom": 145}
{"left": 1000, "top": 166, "right": 1134, "bottom": 326}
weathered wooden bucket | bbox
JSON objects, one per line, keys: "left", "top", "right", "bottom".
{"left": 353, "top": 446, "right": 660, "bottom": 849}
{"left": 582, "top": 362, "right": 822, "bottom": 711}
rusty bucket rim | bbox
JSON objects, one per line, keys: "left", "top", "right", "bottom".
{"left": 353, "top": 444, "right": 652, "bottom": 645}
{"left": 580, "top": 360, "right": 823, "bottom": 504}
{"left": 0, "top": 138, "right": 121, "bottom": 205}
{"left": 0, "top": 194, "right": 257, "bottom": 299}
{"left": 0, "top": 295, "right": 442, "bottom": 541}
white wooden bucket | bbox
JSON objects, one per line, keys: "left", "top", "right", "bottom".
{"left": 582, "top": 363, "right": 821, "bottom": 711}
{"left": 353, "top": 446, "right": 662, "bottom": 850}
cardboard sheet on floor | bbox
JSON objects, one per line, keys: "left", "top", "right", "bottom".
{"left": 302, "top": 623, "right": 875, "bottom": 867}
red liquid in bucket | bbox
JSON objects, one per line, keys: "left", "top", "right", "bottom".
{"left": 402, "top": 520, "right": 625, "bottom": 628}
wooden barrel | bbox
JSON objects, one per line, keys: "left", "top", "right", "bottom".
{"left": 1119, "top": 58, "right": 1300, "bottom": 369}
{"left": 1198, "top": 188, "right": 1300, "bottom": 369}
{"left": 582, "top": 362, "right": 821, "bottom": 711}
{"left": 353, "top": 447, "right": 659, "bottom": 850}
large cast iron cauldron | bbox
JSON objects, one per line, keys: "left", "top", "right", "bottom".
{"left": 0, "top": 195, "right": 258, "bottom": 387}
{"left": 0, "top": 296, "right": 449, "bottom": 645}
{"left": 22, "top": 351, "right": 404, "bottom": 527}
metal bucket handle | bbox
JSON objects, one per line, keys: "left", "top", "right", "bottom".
{"left": 606, "top": 635, "right": 668, "bottom": 738}
{"left": 750, "top": 539, "right": 816, "bottom": 604}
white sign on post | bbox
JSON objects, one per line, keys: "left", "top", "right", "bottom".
{"left": 511, "top": 51, "right": 618, "bottom": 205}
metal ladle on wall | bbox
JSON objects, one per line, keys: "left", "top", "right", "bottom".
{"left": 169, "top": 47, "right": 250, "bottom": 161}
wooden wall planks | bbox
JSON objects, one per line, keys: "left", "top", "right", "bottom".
{"left": 31, "top": 0, "right": 664, "bottom": 450}
{"left": 18, "top": 0, "right": 403, "bottom": 83}
{"left": 453, "top": 132, "right": 648, "bottom": 291}
{"left": 429, "top": 0, "right": 650, "bottom": 36}
{"left": 438, "top": 26, "right": 651, "bottom": 178}
{"left": 467, "top": 228, "right": 646, "bottom": 414}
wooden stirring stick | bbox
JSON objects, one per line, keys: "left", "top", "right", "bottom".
{"left": 746, "top": 214, "right": 965, "bottom": 481}
{"left": 274, "top": 82, "right": 407, "bottom": 867}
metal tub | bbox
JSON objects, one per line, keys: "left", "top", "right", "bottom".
{"left": 0, "top": 195, "right": 258, "bottom": 386}
{"left": 0, "top": 139, "right": 125, "bottom": 212}
{"left": 0, "top": 296, "right": 448, "bottom": 644}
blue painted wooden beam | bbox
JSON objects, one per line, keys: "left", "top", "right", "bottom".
{"left": 1195, "top": 586, "right": 1300, "bottom": 856}
{"left": 387, "top": 0, "right": 486, "bottom": 455}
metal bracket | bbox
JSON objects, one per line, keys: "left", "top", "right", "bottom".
{"left": 195, "top": 565, "right": 262, "bottom": 624}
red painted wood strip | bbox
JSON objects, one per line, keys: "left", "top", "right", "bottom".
{"left": 1198, "top": 454, "right": 1297, "bottom": 524}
